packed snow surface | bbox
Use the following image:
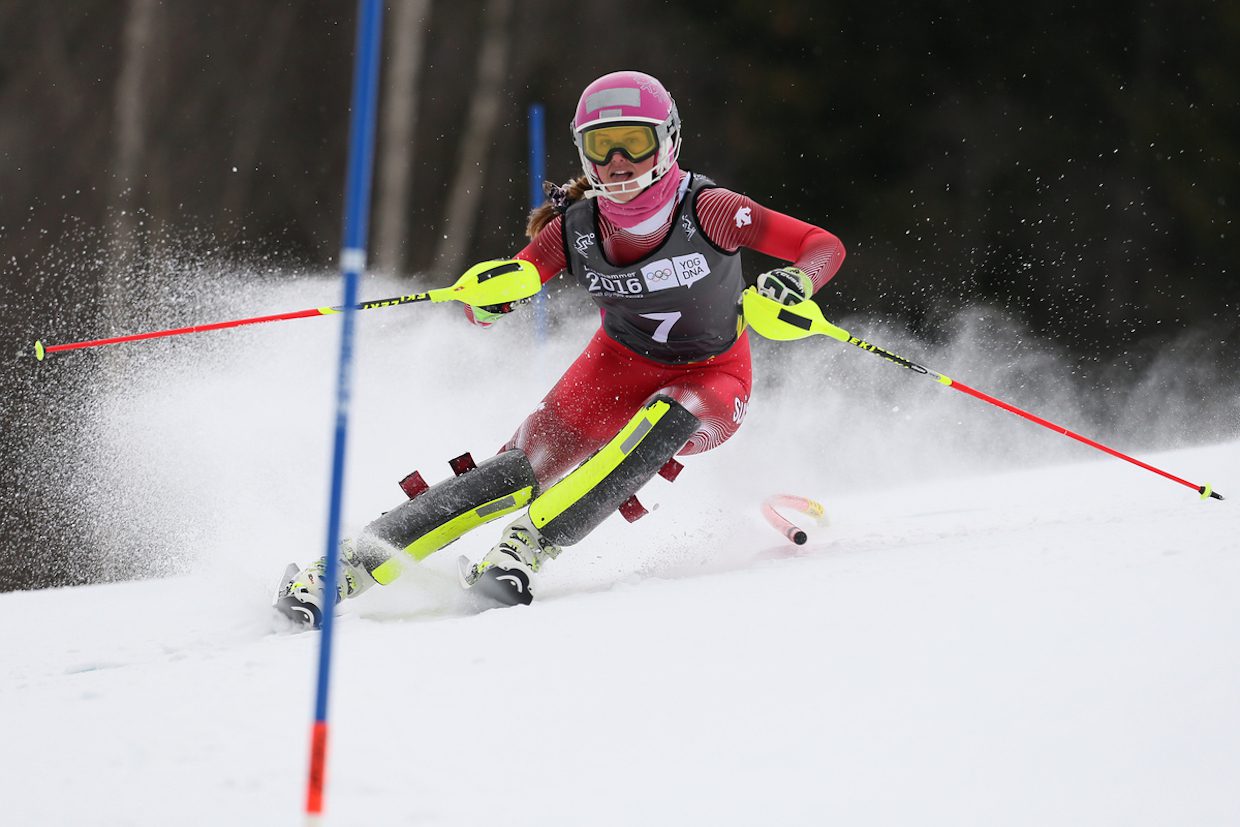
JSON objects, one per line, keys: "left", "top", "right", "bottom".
{"left": 3, "top": 273, "right": 1237, "bottom": 825}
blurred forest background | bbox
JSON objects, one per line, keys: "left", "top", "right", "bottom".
{"left": 2, "top": 0, "right": 1238, "bottom": 589}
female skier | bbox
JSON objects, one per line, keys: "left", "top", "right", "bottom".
{"left": 276, "top": 70, "right": 846, "bottom": 625}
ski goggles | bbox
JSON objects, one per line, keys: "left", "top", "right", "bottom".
{"left": 579, "top": 123, "right": 660, "bottom": 164}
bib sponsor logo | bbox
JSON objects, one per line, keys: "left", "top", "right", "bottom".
{"left": 681, "top": 213, "right": 697, "bottom": 241}
{"left": 640, "top": 253, "right": 712, "bottom": 292}
{"left": 574, "top": 231, "right": 596, "bottom": 256}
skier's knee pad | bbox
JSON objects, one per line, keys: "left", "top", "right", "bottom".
{"left": 357, "top": 449, "right": 539, "bottom": 584}
{"left": 529, "top": 395, "right": 700, "bottom": 546}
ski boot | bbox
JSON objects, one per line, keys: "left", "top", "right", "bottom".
{"left": 459, "top": 513, "right": 559, "bottom": 607}
{"left": 274, "top": 540, "right": 377, "bottom": 628}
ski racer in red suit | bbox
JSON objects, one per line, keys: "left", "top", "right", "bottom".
{"left": 275, "top": 71, "right": 846, "bottom": 625}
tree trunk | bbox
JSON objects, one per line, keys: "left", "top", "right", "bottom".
{"left": 374, "top": 0, "right": 431, "bottom": 279}
{"left": 106, "top": 0, "right": 160, "bottom": 380}
{"left": 433, "top": 0, "right": 514, "bottom": 277}
{"left": 110, "top": 0, "right": 158, "bottom": 260}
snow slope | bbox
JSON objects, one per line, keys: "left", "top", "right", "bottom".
{"left": 3, "top": 272, "right": 1237, "bottom": 826}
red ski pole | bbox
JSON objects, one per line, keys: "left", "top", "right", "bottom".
{"left": 742, "top": 289, "right": 1225, "bottom": 501}
{"left": 33, "top": 258, "right": 540, "bottom": 361}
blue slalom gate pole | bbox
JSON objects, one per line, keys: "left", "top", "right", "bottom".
{"left": 528, "top": 102, "right": 548, "bottom": 342}
{"left": 306, "top": 0, "right": 384, "bottom": 821}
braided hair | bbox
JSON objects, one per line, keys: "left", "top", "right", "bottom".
{"left": 526, "top": 176, "right": 591, "bottom": 238}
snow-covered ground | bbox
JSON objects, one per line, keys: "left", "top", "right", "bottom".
{"left": 2, "top": 272, "right": 1237, "bottom": 825}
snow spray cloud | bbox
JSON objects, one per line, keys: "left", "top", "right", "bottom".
{"left": 1, "top": 218, "right": 319, "bottom": 590}
{"left": 0, "top": 214, "right": 155, "bottom": 591}
{"left": 5, "top": 240, "right": 1235, "bottom": 591}
{"left": 740, "top": 300, "right": 1240, "bottom": 499}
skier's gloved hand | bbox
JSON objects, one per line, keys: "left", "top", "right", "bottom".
{"left": 756, "top": 266, "right": 814, "bottom": 306}
{"left": 465, "top": 299, "right": 526, "bottom": 327}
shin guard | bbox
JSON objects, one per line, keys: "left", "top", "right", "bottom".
{"left": 529, "top": 395, "right": 700, "bottom": 546}
{"left": 357, "top": 449, "right": 538, "bottom": 584}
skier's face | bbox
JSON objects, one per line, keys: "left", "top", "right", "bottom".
{"left": 594, "top": 153, "right": 657, "bottom": 203}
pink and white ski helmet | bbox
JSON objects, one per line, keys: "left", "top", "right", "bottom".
{"left": 571, "top": 70, "right": 682, "bottom": 201}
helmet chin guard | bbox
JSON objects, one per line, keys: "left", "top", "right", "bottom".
{"left": 572, "top": 71, "right": 682, "bottom": 202}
